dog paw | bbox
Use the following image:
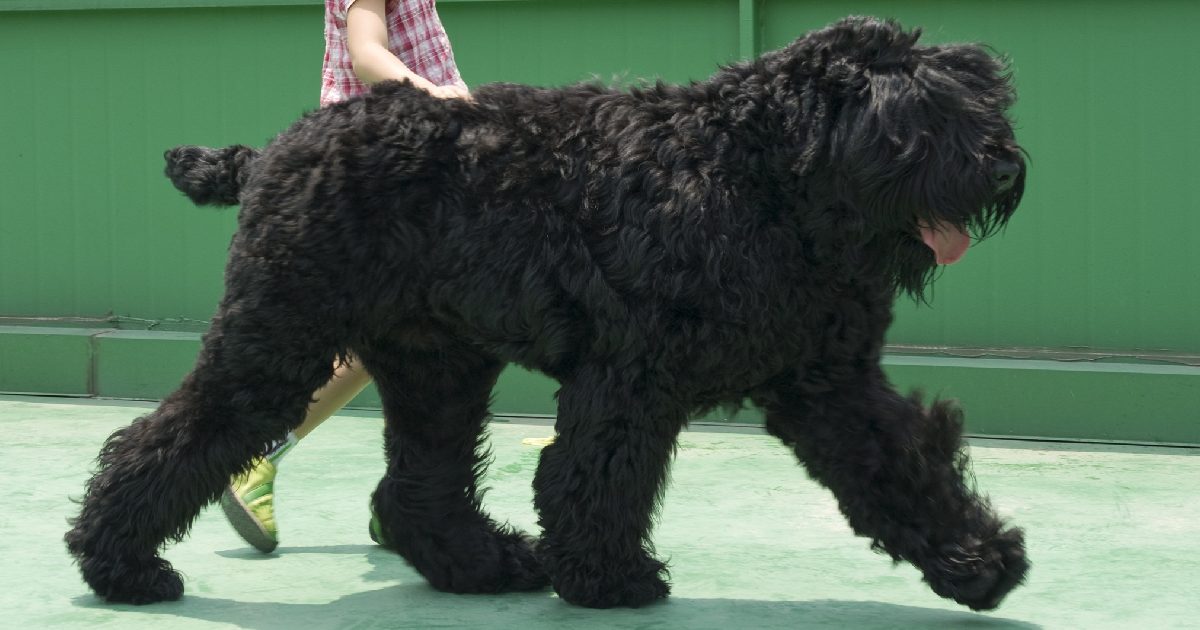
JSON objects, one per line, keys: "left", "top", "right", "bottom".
{"left": 80, "top": 555, "right": 184, "bottom": 605}
{"left": 923, "top": 527, "right": 1028, "bottom": 611}
{"left": 549, "top": 554, "right": 670, "bottom": 608}
{"left": 487, "top": 529, "right": 551, "bottom": 592}
{"left": 404, "top": 524, "right": 549, "bottom": 594}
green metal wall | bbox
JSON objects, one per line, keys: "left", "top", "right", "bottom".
{"left": 3, "top": 0, "right": 1197, "bottom": 355}
{"left": 0, "top": 4, "right": 317, "bottom": 324}
{"left": 1, "top": 1, "right": 1197, "bottom": 441}
{"left": 763, "top": 0, "right": 1200, "bottom": 355}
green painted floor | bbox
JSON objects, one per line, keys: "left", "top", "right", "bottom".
{"left": 2, "top": 395, "right": 1197, "bottom": 629}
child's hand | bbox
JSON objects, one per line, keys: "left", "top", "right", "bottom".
{"left": 428, "top": 84, "right": 472, "bottom": 101}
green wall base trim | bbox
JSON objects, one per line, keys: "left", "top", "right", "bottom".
{"left": 886, "top": 353, "right": 1200, "bottom": 375}
{"left": 1, "top": 326, "right": 1196, "bottom": 444}
{"left": 92, "top": 330, "right": 204, "bottom": 400}
{"left": 882, "top": 355, "right": 1199, "bottom": 445}
{"left": 0, "top": 326, "right": 100, "bottom": 396}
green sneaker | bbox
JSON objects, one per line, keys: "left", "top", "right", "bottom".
{"left": 220, "top": 457, "right": 280, "bottom": 553}
{"left": 368, "top": 506, "right": 392, "bottom": 549}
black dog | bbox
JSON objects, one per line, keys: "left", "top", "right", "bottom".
{"left": 67, "top": 16, "right": 1028, "bottom": 611}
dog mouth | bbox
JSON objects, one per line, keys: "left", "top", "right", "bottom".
{"left": 918, "top": 220, "right": 971, "bottom": 265}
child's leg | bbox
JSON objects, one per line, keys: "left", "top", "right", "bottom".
{"left": 221, "top": 358, "right": 373, "bottom": 552}
{"left": 295, "top": 357, "right": 373, "bottom": 438}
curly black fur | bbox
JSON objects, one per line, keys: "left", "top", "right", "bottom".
{"left": 163, "top": 144, "right": 259, "bottom": 206}
{"left": 67, "top": 17, "right": 1028, "bottom": 611}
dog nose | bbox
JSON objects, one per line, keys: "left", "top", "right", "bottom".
{"left": 993, "top": 160, "right": 1020, "bottom": 193}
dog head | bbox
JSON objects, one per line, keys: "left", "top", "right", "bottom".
{"left": 771, "top": 17, "right": 1025, "bottom": 297}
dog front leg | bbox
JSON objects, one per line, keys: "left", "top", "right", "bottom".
{"left": 533, "top": 364, "right": 683, "bottom": 608}
{"left": 359, "top": 341, "right": 547, "bottom": 594}
{"left": 761, "top": 376, "right": 1028, "bottom": 611}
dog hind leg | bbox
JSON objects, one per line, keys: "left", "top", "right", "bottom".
{"left": 64, "top": 308, "right": 340, "bottom": 604}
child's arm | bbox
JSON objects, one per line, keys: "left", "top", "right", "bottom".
{"left": 345, "top": 0, "right": 469, "bottom": 99}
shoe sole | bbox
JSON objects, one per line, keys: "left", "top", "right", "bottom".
{"left": 368, "top": 511, "right": 394, "bottom": 550}
{"left": 220, "top": 486, "right": 278, "bottom": 553}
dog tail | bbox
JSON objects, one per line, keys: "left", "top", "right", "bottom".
{"left": 163, "top": 145, "right": 259, "bottom": 207}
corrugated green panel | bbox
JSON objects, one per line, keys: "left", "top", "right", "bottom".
{"left": 8, "top": 1, "right": 1196, "bottom": 352}
{"left": 760, "top": 1, "right": 1200, "bottom": 354}
{"left": 1, "top": 0, "right": 318, "bottom": 8}
{"left": 3, "top": 1, "right": 1198, "bottom": 424}
{"left": 440, "top": 0, "right": 739, "bottom": 87}
{"left": 0, "top": 1, "right": 737, "bottom": 325}
{"left": 0, "top": 6, "right": 321, "bottom": 322}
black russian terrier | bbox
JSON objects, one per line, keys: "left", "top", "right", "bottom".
{"left": 67, "top": 16, "right": 1029, "bottom": 612}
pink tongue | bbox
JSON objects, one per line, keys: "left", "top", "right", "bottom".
{"left": 919, "top": 221, "right": 971, "bottom": 265}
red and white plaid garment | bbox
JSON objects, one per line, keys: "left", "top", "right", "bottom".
{"left": 321, "top": 0, "right": 465, "bottom": 106}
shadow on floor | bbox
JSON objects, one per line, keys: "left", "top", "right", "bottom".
{"left": 213, "top": 544, "right": 381, "bottom": 560}
{"left": 73, "top": 546, "right": 1040, "bottom": 630}
{"left": 73, "top": 590, "right": 1039, "bottom": 630}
